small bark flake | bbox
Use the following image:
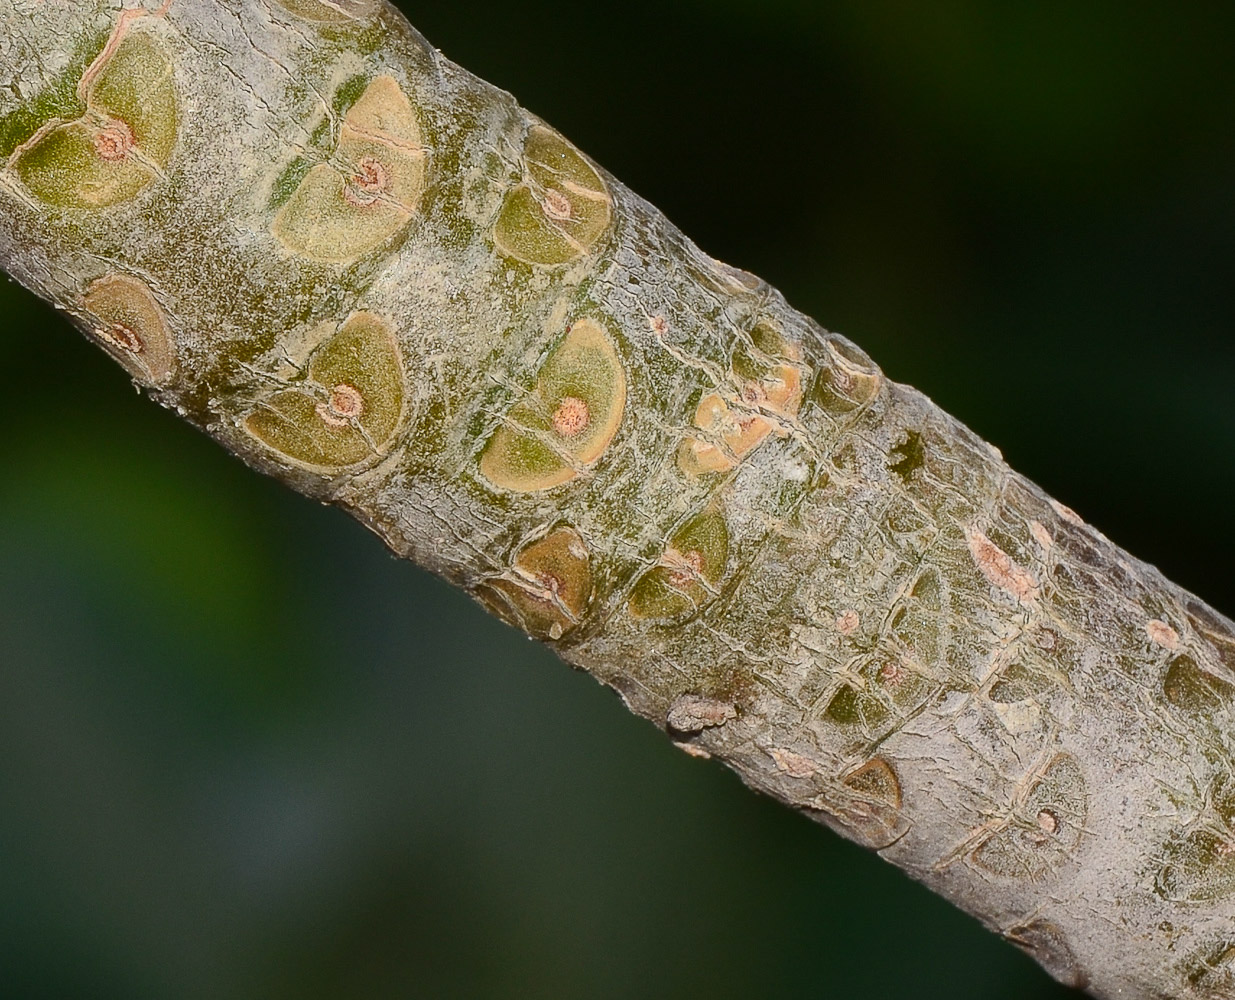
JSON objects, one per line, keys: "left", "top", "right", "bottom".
{"left": 966, "top": 527, "right": 1037, "bottom": 602}
{"left": 666, "top": 694, "right": 737, "bottom": 733}
{"left": 1146, "top": 619, "right": 1180, "bottom": 650}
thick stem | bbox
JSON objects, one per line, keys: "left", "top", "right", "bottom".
{"left": 2, "top": 2, "right": 1234, "bottom": 995}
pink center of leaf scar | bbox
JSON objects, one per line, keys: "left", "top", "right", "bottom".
{"left": 316, "top": 383, "right": 365, "bottom": 427}
{"left": 552, "top": 396, "right": 590, "bottom": 437}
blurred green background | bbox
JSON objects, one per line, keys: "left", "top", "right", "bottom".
{"left": 3, "top": 1, "right": 1234, "bottom": 997}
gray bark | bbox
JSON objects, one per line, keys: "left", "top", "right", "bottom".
{"left": 2, "top": 2, "right": 1234, "bottom": 995}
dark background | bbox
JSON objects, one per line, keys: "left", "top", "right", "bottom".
{"left": 3, "top": 1, "right": 1234, "bottom": 997}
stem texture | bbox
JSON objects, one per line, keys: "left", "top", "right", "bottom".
{"left": 2, "top": 3, "right": 1234, "bottom": 995}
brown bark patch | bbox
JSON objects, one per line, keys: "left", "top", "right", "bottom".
{"left": 842, "top": 758, "right": 903, "bottom": 809}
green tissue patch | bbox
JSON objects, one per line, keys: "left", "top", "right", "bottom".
{"left": 824, "top": 683, "right": 889, "bottom": 728}
{"left": 1156, "top": 830, "right": 1235, "bottom": 902}
{"left": 987, "top": 660, "right": 1053, "bottom": 704}
{"left": 810, "top": 338, "right": 882, "bottom": 415}
{"left": 244, "top": 312, "right": 405, "bottom": 472}
{"left": 10, "top": 31, "right": 177, "bottom": 210}
{"left": 272, "top": 75, "right": 426, "bottom": 263}
{"left": 13, "top": 121, "right": 150, "bottom": 208}
{"left": 88, "top": 32, "right": 178, "bottom": 164}
{"left": 1163, "top": 654, "right": 1234, "bottom": 714}
{"left": 824, "top": 647, "right": 938, "bottom": 734}
{"left": 271, "top": 0, "right": 379, "bottom": 24}
{"left": 889, "top": 429, "right": 925, "bottom": 482}
{"left": 911, "top": 568, "right": 942, "bottom": 609}
{"left": 971, "top": 753, "right": 1087, "bottom": 880}
{"left": 1180, "top": 940, "right": 1235, "bottom": 992}
{"left": 731, "top": 321, "right": 790, "bottom": 382}
{"left": 479, "top": 319, "right": 626, "bottom": 492}
{"left": 269, "top": 155, "right": 316, "bottom": 210}
{"left": 493, "top": 125, "right": 612, "bottom": 266}
{"left": 890, "top": 600, "right": 944, "bottom": 665}
{"left": 0, "top": 32, "right": 107, "bottom": 158}
{"left": 628, "top": 509, "right": 729, "bottom": 620}
{"left": 308, "top": 116, "right": 333, "bottom": 148}
{"left": 750, "top": 320, "right": 786, "bottom": 356}
{"left": 475, "top": 526, "right": 592, "bottom": 640}
{"left": 1156, "top": 777, "right": 1235, "bottom": 903}
{"left": 331, "top": 73, "right": 370, "bottom": 118}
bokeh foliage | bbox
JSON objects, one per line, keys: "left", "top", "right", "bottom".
{"left": 2, "top": 1, "right": 1234, "bottom": 996}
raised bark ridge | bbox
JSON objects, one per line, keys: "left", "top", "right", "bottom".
{"left": 2, "top": 3, "right": 1233, "bottom": 996}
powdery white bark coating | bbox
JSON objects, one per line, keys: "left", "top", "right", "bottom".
{"left": 3, "top": 3, "right": 1234, "bottom": 995}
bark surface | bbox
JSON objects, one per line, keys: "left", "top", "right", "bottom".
{"left": 3, "top": 2, "right": 1234, "bottom": 996}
